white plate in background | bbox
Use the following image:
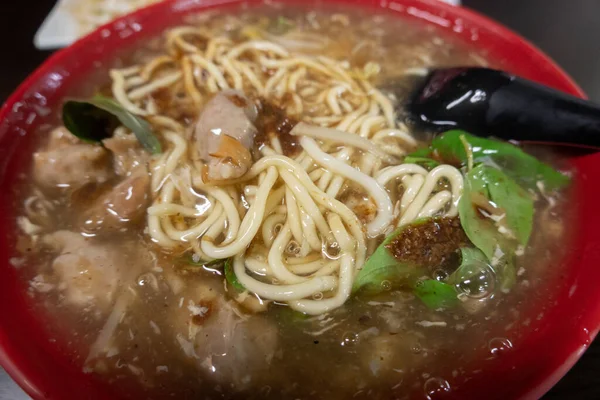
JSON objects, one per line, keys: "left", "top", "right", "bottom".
{"left": 34, "top": 0, "right": 78, "bottom": 50}
{"left": 34, "top": 0, "right": 161, "bottom": 50}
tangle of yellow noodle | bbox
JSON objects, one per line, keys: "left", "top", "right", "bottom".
{"left": 107, "top": 24, "right": 464, "bottom": 315}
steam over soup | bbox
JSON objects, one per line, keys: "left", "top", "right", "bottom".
{"left": 12, "top": 6, "right": 573, "bottom": 400}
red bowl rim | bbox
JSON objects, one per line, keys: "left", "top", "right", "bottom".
{"left": 0, "top": 0, "right": 591, "bottom": 399}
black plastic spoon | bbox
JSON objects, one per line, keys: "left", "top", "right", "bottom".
{"left": 405, "top": 67, "right": 600, "bottom": 148}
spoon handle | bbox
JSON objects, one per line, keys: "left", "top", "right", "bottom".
{"left": 491, "top": 74, "right": 600, "bottom": 147}
{"left": 412, "top": 68, "right": 600, "bottom": 148}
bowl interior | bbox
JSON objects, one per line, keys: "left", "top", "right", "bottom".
{"left": 1, "top": 1, "right": 599, "bottom": 399}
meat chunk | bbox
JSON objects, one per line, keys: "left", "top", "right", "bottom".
{"left": 80, "top": 166, "right": 150, "bottom": 232}
{"left": 194, "top": 309, "right": 278, "bottom": 389}
{"left": 194, "top": 90, "right": 257, "bottom": 181}
{"left": 33, "top": 127, "right": 113, "bottom": 190}
{"left": 43, "top": 231, "right": 121, "bottom": 310}
{"left": 172, "top": 281, "right": 278, "bottom": 389}
{"left": 103, "top": 130, "right": 149, "bottom": 177}
{"left": 45, "top": 126, "right": 79, "bottom": 149}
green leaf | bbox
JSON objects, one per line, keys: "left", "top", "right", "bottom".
{"left": 62, "top": 100, "right": 118, "bottom": 143}
{"left": 414, "top": 279, "right": 458, "bottom": 309}
{"left": 225, "top": 258, "right": 245, "bottom": 292}
{"left": 404, "top": 148, "right": 440, "bottom": 168}
{"left": 276, "top": 306, "right": 310, "bottom": 324}
{"left": 458, "top": 166, "right": 531, "bottom": 292}
{"left": 352, "top": 244, "right": 420, "bottom": 294}
{"left": 457, "top": 247, "right": 489, "bottom": 266}
{"left": 459, "top": 164, "right": 534, "bottom": 259}
{"left": 415, "top": 248, "right": 492, "bottom": 310}
{"left": 352, "top": 220, "right": 431, "bottom": 294}
{"left": 483, "top": 167, "right": 533, "bottom": 246}
{"left": 63, "top": 95, "right": 162, "bottom": 154}
{"left": 403, "top": 155, "right": 440, "bottom": 169}
{"left": 459, "top": 169, "right": 502, "bottom": 260}
{"left": 404, "top": 147, "right": 432, "bottom": 158}
{"left": 414, "top": 248, "right": 484, "bottom": 309}
{"left": 424, "top": 130, "right": 569, "bottom": 190}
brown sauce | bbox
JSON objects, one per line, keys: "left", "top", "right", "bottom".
{"left": 254, "top": 99, "right": 301, "bottom": 157}
{"left": 386, "top": 217, "right": 470, "bottom": 270}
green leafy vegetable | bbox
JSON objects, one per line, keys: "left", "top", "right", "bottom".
{"left": 63, "top": 95, "right": 162, "bottom": 154}
{"left": 352, "top": 220, "right": 428, "bottom": 294}
{"left": 351, "top": 249, "right": 419, "bottom": 294}
{"left": 414, "top": 279, "right": 458, "bottom": 309}
{"left": 483, "top": 167, "right": 533, "bottom": 246}
{"left": 277, "top": 306, "right": 310, "bottom": 324}
{"left": 458, "top": 172, "right": 503, "bottom": 260}
{"left": 457, "top": 247, "right": 488, "bottom": 269}
{"left": 458, "top": 165, "right": 530, "bottom": 290}
{"left": 459, "top": 165, "right": 534, "bottom": 257}
{"left": 415, "top": 248, "right": 489, "bottom": 310}
{"left": 62, "top": 100, "right": 118, "bottom": 143}
{"left": 404, "top": 149, "right": 440, "bottom": 169}
{"left": 355, "top": 159, "right": 534, "bottom": 300}
{"left": 410, "top": 130, "right": 569, "bottom": 190}
{"left": 225, "top": 258, "right": 245, "bottom": 292}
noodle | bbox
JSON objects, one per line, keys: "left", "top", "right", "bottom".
{"left": 108, "top": 22, "right": 467, "bottom": 314}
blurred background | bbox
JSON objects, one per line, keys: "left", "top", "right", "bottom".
{"left": 1, "top": 0, "right": 599, "bottom": 399}
{"left": 465, "top": 0, "right": 600, "bottom": 101}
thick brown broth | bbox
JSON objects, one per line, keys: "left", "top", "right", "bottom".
{"left": 10, "top": 5, "right": 574, "bottom": 400}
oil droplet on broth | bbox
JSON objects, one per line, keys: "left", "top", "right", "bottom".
{"left": 380, "top": 280, "right": 392, "bottom": 291}
{"left": 411, "top": 343, "right": 422, "bottom": 354}
{"left": 424, "top": 377, "right": 451, "bottom": 399}
{"left": 340, "top": 331, "right": 359, "bottom": 347}
{"left": 433, "top": 268, "right": 449, "bottom": 281}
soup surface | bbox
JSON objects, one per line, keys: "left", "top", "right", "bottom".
{"left": 9, "top": 5, "right": 573, "bottom": 400}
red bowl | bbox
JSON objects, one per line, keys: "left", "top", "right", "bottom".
{"left": 1, "top": 0, "right": 599, "bottom": 399}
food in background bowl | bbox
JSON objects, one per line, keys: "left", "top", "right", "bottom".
{"left": 2, "top": 2, "right": 595, "bottom": 400}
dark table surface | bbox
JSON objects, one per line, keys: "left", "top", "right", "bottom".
{"left": 1, "top": 0, "right": 599, "bottom": 399}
